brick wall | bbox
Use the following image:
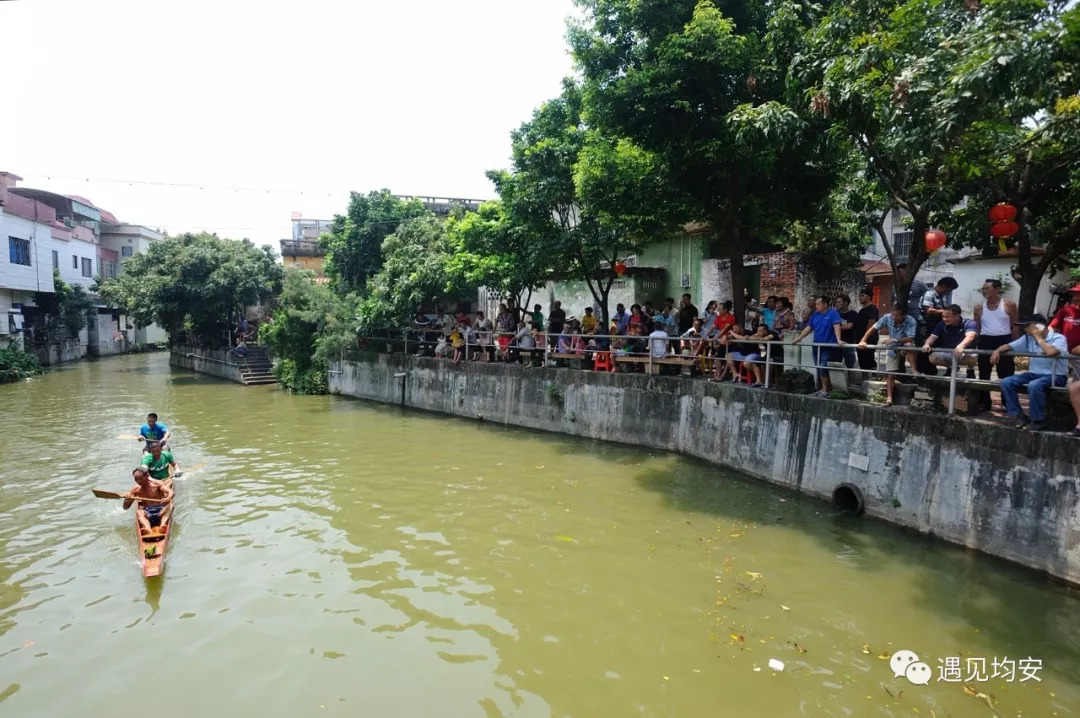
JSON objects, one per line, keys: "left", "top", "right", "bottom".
{"left": 702, "top": 251, "right": 866, "bottom": 312}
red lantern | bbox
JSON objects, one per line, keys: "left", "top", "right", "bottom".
{"left": 988, "top": 203, "right": 1017, "bottom": 223}
{"left": 614, "top": 261, "right": 626, "bottom": 276}
{"left": 925, "top": 229, "right": 946, "bottom": 253}
{"left": 990, "top": 220, "right": 1019, "bottom": 238}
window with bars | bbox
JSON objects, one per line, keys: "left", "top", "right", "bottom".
{"left": 121, "top": 246, "right": 133, "bottom": 257}
{"left": 52, "top": 250, "right": 59, "bottom": 270}
{"left": 73, "top": 255, "right": 79, "bottom": 269}
{"left": 8, "top": 237, "right": 31, "bottom": 266}
{"left": 105, "top": 261, "right": 118, "bottom": 278}
{"left": 892, "top": 232, "right": 914, "bottom": 262}
{"left": 81, "top": 258, "right": 93, "bottom": 277}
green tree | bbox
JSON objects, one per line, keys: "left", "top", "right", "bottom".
{"left": 98, "top": 233, "right": 283, "bottom": 346}
{"left": 490, "top": 80, "right": 677, "bottom": 327}
{"left": 942, "top": 2, "right": 1080, "bottom": 314}
{"left": 357, "top": 214, "right": 474, "bottom": 332}
{"left": 321, "top": 190, "right": 428, "bottom": 294}
{"left": 260, "top": 268, "right": 360, "bottom": 394}
{"left": 445, "top": 195, "right": 552, "bottom": 310}
{"left": 570, "top": 0, "right": 840, "bottom": 320}
{"left": 260, "top": 269, "right": 360, "bottom": 394}
{"left": 794, "top": 0, "right": 1078, "bottom": 308}
{"left": 34, "top": 269, "right": 95, "bottom": 338}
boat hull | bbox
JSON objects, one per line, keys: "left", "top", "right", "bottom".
{"left": 136, "top": 498, "right": 172, "bottom": 578}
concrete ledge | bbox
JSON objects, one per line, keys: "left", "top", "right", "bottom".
{"left": 169, "top": 345, "right": 244, "bottom": 384}
{"left": 330, "top": 353, "right": 1080, "bottom": 585}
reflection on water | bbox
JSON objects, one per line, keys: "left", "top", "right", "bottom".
{"left": 0, "top": 353, "right": 1078, "bottom": 717}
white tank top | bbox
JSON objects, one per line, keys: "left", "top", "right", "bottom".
{"left": 981, "top": 300, "right": 1011, "bottom": 336}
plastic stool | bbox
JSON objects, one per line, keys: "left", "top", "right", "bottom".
{"left": 593, "top": 351, "right": 614, "bottom": 372}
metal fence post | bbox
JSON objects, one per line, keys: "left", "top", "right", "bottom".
{"left": 948, "top": 352, "right": 958, "bottom": 415}
{"left": 403, "top": 330, "right": 408, "bottom": 356}
{"left": 765, "top": 341, "right": 772, "bottom": 387}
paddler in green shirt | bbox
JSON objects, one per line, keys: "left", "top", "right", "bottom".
{"left": 140, "top": 441, "right": 180, "bottom": 490}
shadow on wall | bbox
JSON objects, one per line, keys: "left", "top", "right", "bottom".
{"left": 631, "top": 463, "right": 1080, "bottom": 672}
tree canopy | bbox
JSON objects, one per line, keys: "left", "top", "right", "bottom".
{"left": 98, "top": 232, "right": 283, "bottom": 347}
{"left": 794, "top": 0, "right": 1080, "bottom": 309}
{"left": 321, "top": 190, "right": 428, "bottom": 294}
{"left": 571, "top": 0, "right": 843, "bottom": 320}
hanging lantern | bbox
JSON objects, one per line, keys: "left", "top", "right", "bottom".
{"left": 614, "top": 261, "right": 627, "bottom": 277}
{"left": 997, "top": 238, "right": 1009, "bottom": 255}
{"left": 990, "top": 220, "right": 1019, "bottom": 239}
{"left": 988, "top": 203, "right": 1017, "bottom": 224}
{"left": 925, "top": 229, "right": 946, "bottom": 253}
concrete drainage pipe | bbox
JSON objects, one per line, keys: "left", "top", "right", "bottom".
{"left": 832, "top": 483, "right": 865, "bottom": 516}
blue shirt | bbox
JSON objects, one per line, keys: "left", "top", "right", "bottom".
{"left": 1008, "top": 330, "right": 1069, "bottom": 376}
{"left": 614, "top": 311, "right": 630, "bottom": 334}
{"left": 808, "top": 308, "right": 841, "bottom": 344}
{"left": 140, "top": 422, "right": 168, "bottom": 442}
{"left": 930, "top": 318, "right": 976, "bottom": 349}
{"left": 873, "top": 314, "right": 917, "bottom": 357}
{"left": 760, "top": 308, "right": 776, "bottom": 331}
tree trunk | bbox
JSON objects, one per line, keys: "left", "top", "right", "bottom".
{"left": 895, "top": 210, "right": 930, "bottom": 308}
{"left": 726, "top": 226, "right": 746, "bottom": 325}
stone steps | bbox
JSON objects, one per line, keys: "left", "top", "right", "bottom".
{"left": 242, "top": 373, "right": 278, "bottom": 385}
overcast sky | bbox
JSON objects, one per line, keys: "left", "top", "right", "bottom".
{"left": 3, "top": 0, "right": 578, "bottom": 246}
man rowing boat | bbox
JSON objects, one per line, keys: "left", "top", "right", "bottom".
{"left": 123, "top": 467, "right": 174, "bottom": 535}
{"left": 138, "top": 413, "right": 171, "bottom": 452}
{"left": 140, "top": 441, "right": 179, "bottom": 489}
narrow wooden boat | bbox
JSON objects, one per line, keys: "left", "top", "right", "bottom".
{"left": 136, "top": 496, "right": 173, "bottom": 578}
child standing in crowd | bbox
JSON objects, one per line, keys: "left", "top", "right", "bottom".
{"left": 450, "top": 326, "right": 466, "bottom": 364}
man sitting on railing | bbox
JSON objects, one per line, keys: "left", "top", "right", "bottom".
{"left": 858, "top": 303, "right": 917, "bottom": 406}
{"left": 921, "top": 304, "right": 977, "bottom": 377}
{"left": 991, "top": 314, "right": 1069, "bottom": 432}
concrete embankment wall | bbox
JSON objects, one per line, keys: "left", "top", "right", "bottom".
{"left": 331, "top": 353, "right": 1080, "bottom": 585}
{"left": 170, "top": 345, "right": 244, "bottom": 383}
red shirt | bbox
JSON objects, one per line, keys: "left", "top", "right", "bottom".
{"left": 713, "top": 313, "right": 736, "bottom": 335}
{"left": 1050, "top": 304, "right": 1080, "bottom": 349}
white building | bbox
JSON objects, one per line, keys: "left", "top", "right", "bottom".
{"left": 99, "top": 223, "right": 167, "bottom": 345}
{"left": 1, "top": 171, "right": 167, "bottom": 360}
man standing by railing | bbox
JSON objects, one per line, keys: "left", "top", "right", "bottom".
{"left": 991, "top": 314, "right": 1069, "bottom": 432}
{"left": 792, "top": 296, "right": 843, "bottom": 397}
{"left": 973, "top": 278, "right": 1019, "bottom": 412}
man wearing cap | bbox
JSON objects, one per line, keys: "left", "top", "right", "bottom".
{"left": 991, "top": 314, "right": 1069, "bottom": 431}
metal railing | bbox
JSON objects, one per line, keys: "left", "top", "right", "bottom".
{"left": 347, "top": 326, "right": 1075, "bottom": 417}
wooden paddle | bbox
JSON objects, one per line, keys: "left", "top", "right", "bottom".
{"left": 174, "top": 462, "right": 206, "bottom": 477}
{"left": 91, "top": 489, "right": 168, "bottom": 504}
{"left": 117, "top": 434, "right": 142, "bottom": 440}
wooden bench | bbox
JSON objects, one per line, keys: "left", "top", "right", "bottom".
{"left": 920, "top": 375, "right": 1070, "bottom": 416}
{"left": 549, "top": 352, "right": 588, "bottom": 368}
{"left": 613, "top": 354, "right": 696, "bottom": 375}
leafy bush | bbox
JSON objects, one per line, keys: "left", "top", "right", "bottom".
{"left": 272, "top": 357, "right": 327, "bottom": 395}
{"left": 0, "top": 348, "right": 45, "bottom": 383}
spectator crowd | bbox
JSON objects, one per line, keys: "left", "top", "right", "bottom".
{"left": 407, "top": 274, "right": 1080, "bottom": 437}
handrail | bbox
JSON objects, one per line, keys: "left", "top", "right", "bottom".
{"left": 352, "top": 326, "right": 1077, "bottom": 416}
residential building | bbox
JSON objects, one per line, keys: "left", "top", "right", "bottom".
{"left": 99, "top": 223, "right": 168, "bottom": 345}
{"left": 1, "top": 170, "right": 167, "bottom": 361}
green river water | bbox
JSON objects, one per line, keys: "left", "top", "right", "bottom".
{"left": 0, "top": 353, "right": 1078, "bottom": 717}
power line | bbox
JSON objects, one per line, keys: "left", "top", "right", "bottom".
{"left": 33, "top": 173, "right": 492, "bottom": 203}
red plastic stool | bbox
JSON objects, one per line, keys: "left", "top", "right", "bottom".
{"left": 593, "top": 351, "right": 614, "bottom": 372}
